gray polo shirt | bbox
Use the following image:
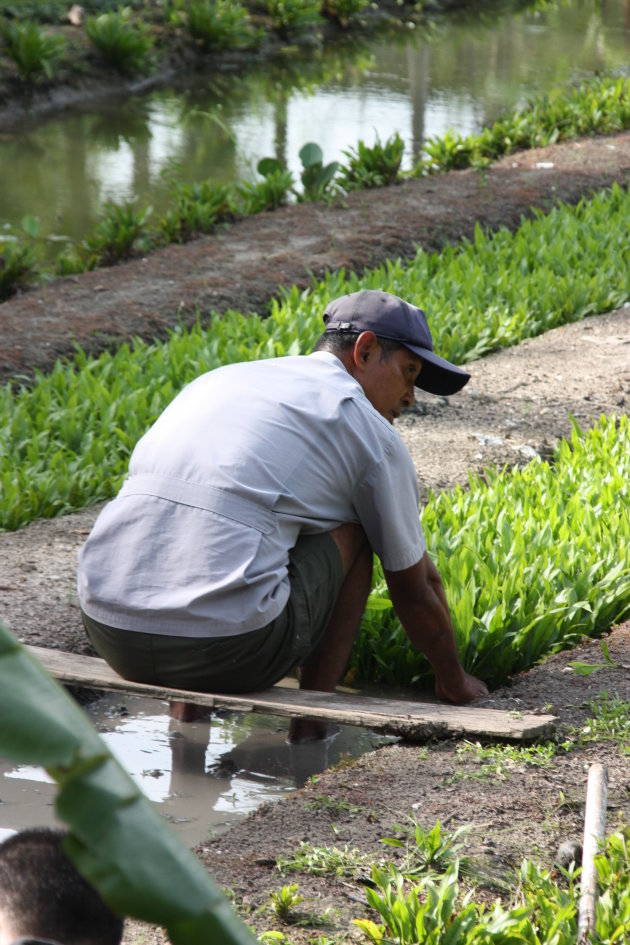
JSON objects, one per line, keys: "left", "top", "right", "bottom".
{"left": 78, "top": 352, "right": 426, "bottom": 637}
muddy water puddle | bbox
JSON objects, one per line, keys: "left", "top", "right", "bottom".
{"left": 0, "top": 693, "right": 394, "bottom": 846}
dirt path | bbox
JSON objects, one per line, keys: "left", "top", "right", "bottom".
{"left": 1, "top": 132, "right": 629, "bottom": 943}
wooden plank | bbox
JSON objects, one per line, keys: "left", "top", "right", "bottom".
{"left": 27, "top": 645, "right": 557, "bottom": 742}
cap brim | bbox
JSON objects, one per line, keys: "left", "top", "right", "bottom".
{"left": 406, "top": 345, "right": 470, "bottom": 396}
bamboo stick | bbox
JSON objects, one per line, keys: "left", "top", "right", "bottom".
{"left": 577, "top": 762, "right": 608, "bottom": 943}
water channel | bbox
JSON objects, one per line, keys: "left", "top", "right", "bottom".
{"left": 1, "top": 0, "right": 629, "bottom": 253}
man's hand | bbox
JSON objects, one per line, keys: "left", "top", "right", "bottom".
{"left": 384, "top": 554, "right": 490, "bottom": 707}
{"left": 435, "top": 670, "right": 488, "bottom": 706}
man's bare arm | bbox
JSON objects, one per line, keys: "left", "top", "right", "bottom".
{"left": 383, "top": 552, "right": 488, "bottom": 705}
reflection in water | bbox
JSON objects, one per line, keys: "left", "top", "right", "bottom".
{"left": 0, "top": 694, "right": 393, "bottom": 847}
{"left": 0, "top": 0, "right": 628, "bottom": 251}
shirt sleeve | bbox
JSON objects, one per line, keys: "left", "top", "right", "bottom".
{"left": 353, "top": 432, "right": 426, "bottom": 571}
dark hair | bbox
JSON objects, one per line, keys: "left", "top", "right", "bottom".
{"left": 0, "top": 829, "right": 123, "bottom": 945}
{"left": 312, "top": 331, "right": 407, "bottom": 357}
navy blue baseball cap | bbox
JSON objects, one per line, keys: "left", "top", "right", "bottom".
{"left": 323, "top": 289, "right": 470, "bottom": 396}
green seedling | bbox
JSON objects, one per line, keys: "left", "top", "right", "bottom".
{"left": 381, "top": 819, "right": 469, "bottom": 879}
{"left": 567, "top": 638, "right": 628, "bottom": 676}
{"left": 413, "top": 74, "right": 630, "bottom": 177}
{"left": 297, "top": 143, "right": 339, "bottom": 203}
{"left": 338, "top": 132, "right": 404, "bottom": 190}
{"left": 354, "top": 826, "right": 630, "bottom": 945}
{"left": 448, "top": 741, "right": 558, "bottom": 782}
{"left": 187, "top": 0, "right": 258, "bottom": 50}
{"left": 162, "top": 0, "right": 185, "bottom": 26}
{"left": 159, "top": 180, "right": 235, "bottom": 244}
{"left": 269, "top": 883, "right": 304, "bottom": 921}
{"left": 0, "top": 238, "right": 39, "bottom": 301}
{"left": 422, "top": 129, "right": 476, "bottom": 172}
{"left": 321, "top": 0, "right": 370, "bottom": 27}
{"left": 263, "top": 0, "right": 321, "bottom": 36}
{"left": 235, "top": 159, "right": 294, "bottom": 214}
{"left": 0, "top": 17, "right": 66, "bottom": 82}
{"left": 258, "top": 932, "right": 292, "bottom": 944}
{"left": 86, "top": 7, "right": 154, "bottom": 74}
{"left": 82, "top": 200, "right": 153, "bottom": 266}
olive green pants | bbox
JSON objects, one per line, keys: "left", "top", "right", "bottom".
{"left": 82, "top": 532, "right": 343, "bottom": 694}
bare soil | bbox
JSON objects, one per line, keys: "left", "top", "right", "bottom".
{"left": 1, "top": 131, "right": 629, "bottom": 943}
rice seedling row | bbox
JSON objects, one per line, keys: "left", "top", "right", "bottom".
{"left": 356, "top": 414, "right": 630, "bottom": 689}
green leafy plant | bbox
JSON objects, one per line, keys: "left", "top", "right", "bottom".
{"left": 381, "top": 819, "right": 469, "bottom": 880}
{"left": 352, "top": 412, "right": 630, "bottom": 689}
{"left": 337, "top": 132, "right": 404, "bottom": 190}
{"left": 85, "top": 6, "right": 155, "bottom": 74}
{"left": 259, "top": 932, "right": 292, "bottom": 944}
{"left": 0, "top": 218, "right": 39, "bottom": 300}
{"left": 297, "top": 143, "right": 339, "bottom": 202}
{"left": 321, "top": 0, "right": 370, "bottom": 27}
{"left": 413, "top": 74, "right": 630, "bottom": 176}
{"left": 55, "top": 247, "right": 94, "bottom": 276}
{"left": 269, "top": 883, "right": 304, "bottom": 921}
{"left": 592, "top": 828, "right": 630, "bottom": 939}
{"left": 421, "top": 129, "right": 476, "bottom": 172}
{"left": 236, "top": 158, "right": 294, "bottom": 214}
{"left": 162, "top": 0, "right": 186, "bottom": 26}
{"left": 159, "top": 180, "right": 235, "bottom": 243}
{"left": 81, "top": 200, "right": 153, "bottom": 266}
{"left": 567, "top": 638, "right": 627, "bottom": 676}
{"left": 186, "top": 0, "right": 258, "bottom": 50}
{"left": 354, "top": 828, "right": 630, "bottom": 945}
{"left": 0, "top": 16, "right": 66, "bottom": 81}
{"left": 355, "top": 862, "right": 492, "bottom": 945}
{"left": 0, "top": 622, "right": 258, "bottom": 945}
{"left": 263, "top": 0, "right": 322, "bottom": 35}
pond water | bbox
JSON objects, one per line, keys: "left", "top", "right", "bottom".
{"left": 0, "top": 693, "right": 394, "bottom": 847}
{"left": 1, "top": 0, "right": 629, "bottom": 253}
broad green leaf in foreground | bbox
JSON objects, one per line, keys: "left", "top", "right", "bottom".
{"left": 0, "top": 623, "right": 257, "bottom": 945}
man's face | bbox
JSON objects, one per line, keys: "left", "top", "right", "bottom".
{"left": 354, "top": 336, "right": 423, "bottom": 424}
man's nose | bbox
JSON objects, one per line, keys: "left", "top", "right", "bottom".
{"left": 402, "top": 384, "right": 414, "bottom": 407}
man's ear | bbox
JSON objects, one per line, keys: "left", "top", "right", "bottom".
{"left": 353, "top": 331, "right": 379, "bottom": 369}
